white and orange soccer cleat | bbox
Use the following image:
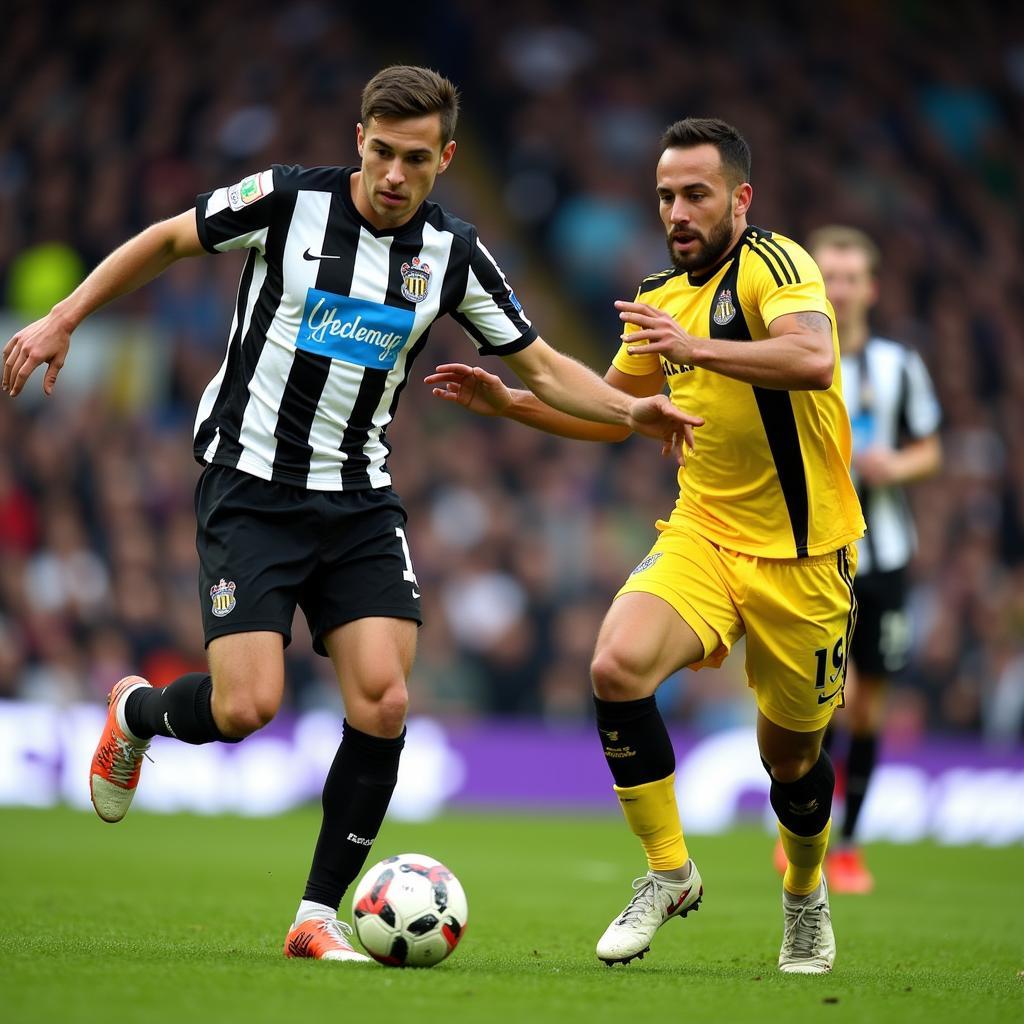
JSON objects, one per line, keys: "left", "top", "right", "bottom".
{"left": 89, "top": 676, "right": 152, "bottom": 823}
{"left": 284, "top": 917, "right": 371, "bottom": 962}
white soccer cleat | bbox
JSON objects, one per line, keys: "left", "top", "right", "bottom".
{"left": 596, "top": 863, "right": 703, "bottom": 965}
{"left": 778, "top": 877, "right": 836, "bottom": 974}
{"left": 89, "top": 676, "right": 152, "bottom": 823}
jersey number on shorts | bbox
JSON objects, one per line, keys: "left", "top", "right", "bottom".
{"left": 395, "top": 527, "right": 418, "bottom": 586}
{"left": 813, "top": 635, "right": 846, "bottom": 703}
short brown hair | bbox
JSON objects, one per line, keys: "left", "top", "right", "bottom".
{"left": 806, "top": 225, "right": 881, "bottom": 276}
{"left": 660, "top": 118, "right": 751, "bottom": 186}
{"left": 361, "top": 65, "right": 460, "bottom": 146}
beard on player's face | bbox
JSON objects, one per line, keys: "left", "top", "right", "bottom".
{"left": 666, "top": 206, "right": 735, "bottom": 273}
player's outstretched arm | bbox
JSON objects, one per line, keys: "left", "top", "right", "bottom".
{"left": 427, "top": 339, "right": 702, "bottom": 461}
{"left": 2, "top": 210, "right": 205, "bottom": 398}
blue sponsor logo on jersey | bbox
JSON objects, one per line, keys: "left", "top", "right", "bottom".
{"left": 295, "top": 289, "right": 414, "bottom": 369}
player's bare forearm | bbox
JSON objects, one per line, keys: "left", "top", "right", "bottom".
{"left": 429, "top": 350, "right": 700, "bottom": 460}
{"left": 56, "top": 211, "right": 205, "bottom": 329}
{"left": 502, "top": 388, "right": 632, "bottom": 441}
{"left": 897, "top": 433, "right": 942, "bottom": 482}
{"left": 685, "top": 332, "right": 835, "bottom": 390}
{"left": 502, "top": 341, "right": 702, "bottom": 458}
{"left": 618, "top": 302, "right": 835, "bottom": 391}
{"left": 502, "top": 341, "right": 634, "bottom": 425}
{"left": 857, "top": 434, "right": 942, "bottom": 486}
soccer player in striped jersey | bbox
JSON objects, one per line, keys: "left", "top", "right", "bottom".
{"left": 1, "top": 66, "right": 698, "bottom": 964}
{"left": 806, "top": 226, "right": 941, "bottom": 892}
{"left": 429, "top": 118, "right": 865, "bottom": 974}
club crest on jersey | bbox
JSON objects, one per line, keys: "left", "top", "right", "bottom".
{"left": 400, "top": 257, "right": 431, "bottom": 303}
{"left": 210, "top": 579, "right": 237, "bottom": 618}
{"left": 712, "top": 289, "right": 737, "bottom": 326}
{"left": 630, "top": 552, "right": 663, "bottom": 576}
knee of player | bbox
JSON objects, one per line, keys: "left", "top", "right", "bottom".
{"left": 215, "top": 691, "right": 280, "bottom": 738}
{"left": 361, "top": 680, "right": 409, "bottom": 734}
{"left": 764, "top": 751, "right": 820, "bottom": 784}
{"left": 590, "top": 647, "right": 646, "bottom": 701}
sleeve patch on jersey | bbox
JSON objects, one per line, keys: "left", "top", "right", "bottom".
{"left": 227, "top": 171, "right": 271, "bottom": 211}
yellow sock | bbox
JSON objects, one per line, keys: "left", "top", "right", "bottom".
{"left": 614, "top": 774, "right": 688, "bottom": 872}
{"left": 778, "top": 819, "right": 831, "bottom": 896}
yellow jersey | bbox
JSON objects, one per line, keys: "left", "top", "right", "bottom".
{"left": 613, "top": 225, "right": 864, "bottom": 559}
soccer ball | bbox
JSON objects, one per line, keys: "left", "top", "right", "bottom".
{"left": 352, "top": 853, "right": 468, "bottom": 967}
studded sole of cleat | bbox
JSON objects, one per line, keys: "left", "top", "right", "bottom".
{"left": 598, "top": 891, "right": 705, "bottom": 966}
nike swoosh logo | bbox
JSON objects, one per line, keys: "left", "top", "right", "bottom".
{"left": 666, "top": 887, "right": 692, "bottom": 914}
{"left": 817, "top": 684, "right": 845, "bottom": 704}
{"left": 302, "top": 247, "right": 344, "bottom": 261}
{"left": 412, "top": 589, "right": 420, "bottom": 598}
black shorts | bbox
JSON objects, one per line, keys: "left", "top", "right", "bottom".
{"left": 195, "top": 464, "right": 422, "bottom": 656}
{"left": 850, "top": 567, "right": 910, "bottom": 677}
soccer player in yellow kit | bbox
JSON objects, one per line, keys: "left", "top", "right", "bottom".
{"left": 427, "top": 118, "right": 864, "bottom": 974}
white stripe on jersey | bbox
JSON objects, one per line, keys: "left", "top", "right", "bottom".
{"left": 842, "top": 336, "right": 941, "bottom": 574}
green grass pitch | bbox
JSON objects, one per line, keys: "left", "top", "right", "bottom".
{"left": 1, "top": 807, "right": 1020, "bottom": 1024}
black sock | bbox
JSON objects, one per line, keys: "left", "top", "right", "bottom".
{"left": 302, "top": 720, "right": 405, "bottom": 909}
{"left": 124, "top": 674, "right": 237, "bottom": 744}
{"left": 842, "top": 734, "right": 877, "bottom": 842}
{"left": 768, "top": 750, "right": 835, "bottom": 837}
{"left": 593, "top": 694, "right": 676, "bottom": 788}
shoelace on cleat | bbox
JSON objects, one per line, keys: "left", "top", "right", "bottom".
{"left": 617, "top": 877, "right": 659, "bottom": 925}
{"left": 782, "top": 900, "right": 827, "bottom": 959}
{"left": 312, "top": 917, "right": 357, "bottom": 949}
{"left": 96, "top": 735, "right": 151, "bottom": 786}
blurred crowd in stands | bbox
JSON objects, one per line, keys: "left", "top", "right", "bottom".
{"left": 1, "top": 0, "right": 1022, "bottom": 743}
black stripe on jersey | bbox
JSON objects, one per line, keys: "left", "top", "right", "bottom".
{"left": 194, "top": 249, "right": 257, "bottom": 458}
{"left": 336, "top": 223, "right": 424, "bottom": 484}
{"left": 745, "top": 241, "right": 784, "bottom": 287}
{"left": 637, "top": 267, "right": 682, "bottom": 295}
{"left": 895, "top": 357, "right": 912, "bottom": 440}
{"left": 759, "top": 233, "right": 801, "bottom": 284}
{"left": 749, "top": 237, "right": 786, "bottom": 286}
{"left": 711, "top": 251, "right": 810, "bottom": 558}
{"left": 270, "top": 192, "right": 360, "bottom": 482}
{"left": 212, "top": 187, "right": 297, "bottom": 467}
{"left": 751, "top": 236, "right": 792, "bottom": 284}
{"left": 752, "top": 389, "right": 811, "bottom": 557}
{"left": 431, "top": 213, "right": 472, "bottom": 317}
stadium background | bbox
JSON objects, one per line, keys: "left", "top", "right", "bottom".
{"left": 0, "top": 0, "right": 1022, "bottom": 841}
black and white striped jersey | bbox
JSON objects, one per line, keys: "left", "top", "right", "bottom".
{"left": 192, "top": 164, "right": 536, "bottom": 490}
{"left": 842, "top": 336, "right": 941, "bottom": 575}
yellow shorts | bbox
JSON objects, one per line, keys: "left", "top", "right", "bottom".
{"left": 616, "top": 523, "right": 858, "bottom": 732}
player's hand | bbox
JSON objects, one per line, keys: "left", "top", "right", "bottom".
{"left": 2, "top": 311, "right": 72, "bottom": 398}
{"left": 425, "top": 363, "right": 513, "bottom": 417}
{"left": 616, "top": 299, "right": 698, "bottom": 367}
{"left": 627, "top": 393, "right": 704, "bottom": 465}
{"left": 853, "top": 446, "right": 900, "bottom": 486}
